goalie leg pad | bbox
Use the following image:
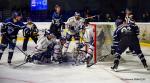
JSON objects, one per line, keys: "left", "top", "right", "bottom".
{"left": 62, "top": 41, "right": 70, "bottom": 54}
{"left": 53, "top": 44, "right": 62, "bottom": 61}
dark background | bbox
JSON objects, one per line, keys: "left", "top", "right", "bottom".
{"left": 0, "top": 0, "right": 150, "bottom": 22}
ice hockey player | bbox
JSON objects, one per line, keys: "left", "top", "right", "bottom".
{"left": 79, "top": 20, "right": 94, "bottom": 67}
{"left": 111, "top": 17, "right": 124, "bottom": 55}
{"left": 22, "top": 17, "right": 39, "bottom": 51}
{"left": 124, "top": 9, "right": 135, "bottom": 55}
{"left": 49, "top": 4, "right": 65, "bottom": 39}
{"left": 29, "top": 31, "right": 64, "bottom": 64}
{"left": 111, "top": 19, "right": 149, "bottom": 71}
{"left": 52, "top": 37, "right": 66, "bottom": 63}
{"left": 62, "top": 12, "right": 85, "bottom": 56}
{"left": 0, "top": 12, "right": 26, "bottom": 64}
{"left": 111, "top": 14, "right": 138, "bottom": 55}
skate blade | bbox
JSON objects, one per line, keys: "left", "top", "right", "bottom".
{"left": 145, "top": 67, "right": 150, "bottom": 71}
{"left": 111, "top": 67, "right": 118, "bottom": 72}
{"left": 112, "top": 69, "right": 118, "bottom": 72}
{"left": 87, "top": 63, "right": 95, "bottom": 68}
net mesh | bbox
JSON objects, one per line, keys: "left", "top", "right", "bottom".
{"left": 94, "top": 24, "right": 114, "bottom": 62}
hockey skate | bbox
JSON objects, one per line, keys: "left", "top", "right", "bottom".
{"left": 111, "top": 64, "right": 118, "bottom": 72}
{"left": 7, "top": 60, "right": 12, "bottom": 65}
{"left": 143, "top": 62, "right": 150, "bottom": 71}
{"left": 85, "top": 56, "right": 94, "bottom": 67}
{"left": 52, "top": 57, "right": 63, "bottom": 64}
{"left": 25, "top": 55, "right": 33, "bottom": 63}
{"left": 144, "top": 66, "right": 150, "bottom": 71}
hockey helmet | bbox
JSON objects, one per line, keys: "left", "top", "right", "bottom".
{"left": 45, "top": 30, "right": 51, "bottom": 35}
{"left": 115, "top": 19, "right": 123, "bottom": 27}
{"left": 26, "top": 17, "right": 32, "bottom": 21}
{"left": 12, "top": 11, "right": 22, "bottom": 18}
{"left": 128, "top": 14, "right": 135, "bottom": 24}
{"left": 74, "top": 12, "right": 80, "bottom": 16}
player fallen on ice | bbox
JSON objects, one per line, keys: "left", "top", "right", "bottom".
{"left": 22, "top": 17, "right": 39, "bottom": 51}
{"left": 28, "top": 31, "right": 64, "bottom": 64}
{"left": 111, "top": 18, "right": 149, "bottom": 71}
{"left": 0, "top": 12, "right": 27, "bottom": 64}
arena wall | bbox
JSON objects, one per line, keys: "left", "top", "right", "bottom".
{"left": 0, "top": 22, "right": 150, "bottom": 62}
{"left": 0, "top": 22, "right": 150, "bottom": 42}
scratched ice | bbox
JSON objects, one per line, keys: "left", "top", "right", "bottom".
{"left": 0, "top": 40, "right": 150, "bottom": 83}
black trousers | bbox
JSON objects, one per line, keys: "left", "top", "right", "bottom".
{"left": 50, "top": 24, "right": 61, "bottom": 39}
{"left": 113, "top": 36, "right": 147, "bottom": 67}
{"left": 22, "top": 36, "right": 38, "bottom": 51}
{"left": 0, "top": 36, "right": 17, "bottom": 61}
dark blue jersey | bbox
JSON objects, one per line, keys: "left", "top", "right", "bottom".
{"left": 23, "top": 23, "right": 39, "bottom": 37}
{"left": 128, "top": 23, "right": 139, "bottom": 36}
{"left": 51, "top": 12, "right": 63, "bottom": 26}
{"left": 1, "top": 18, "right": 26, "bottom": 37}
{"left": 112, "top": 23, "right": 131, "bottom": 50}
{"left": 112, "top": 23, "right": 139, "bottom": 51}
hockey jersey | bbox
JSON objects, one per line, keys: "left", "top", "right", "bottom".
{"left": 51, "top": 12, "right": 63, "bottom": 26}
{"left": 35, "top": 36, "right": 56, "bottom": 53}
{"left": 1, "top": 18, "right": 26, "bottom": 38}
{"left": 66, "top": 16, "right": 85, "bottom": 35}
{"left": 23, "top": 23, "right": 39, "bottom": 37}
{"left": 82, "top": 25, "right": 94, "bottom": 45}
{"left": 112, "top": 23, "right": 139, "bottom": 51}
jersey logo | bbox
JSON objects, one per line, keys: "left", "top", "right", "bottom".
{"left": 54, "top": 19, "right": 61, "bottom": 26}
{"left": 7, "top": 26, "right": 14, "bottom": 34}
{"left": 121, "top": 26, "right": 131, "bottom": 33}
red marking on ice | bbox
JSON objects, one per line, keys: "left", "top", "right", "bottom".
{"left": 0, "top": 77, "right": 35, "bottom": 83}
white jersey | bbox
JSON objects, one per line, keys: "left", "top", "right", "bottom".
{"left": 35, "top": 36, "right": 56, "bottom": 53}
{"left": 66, "top": 16, "right": 85, "bottom": 35}
{"left": 83, "top": 25, "right": 94, "bottom": 44}
{"left": 66, "top": 16, "right": 84, "bottom": 27}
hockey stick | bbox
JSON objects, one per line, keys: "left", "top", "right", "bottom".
{"left": 84, "top": 15, "right": 100, "bottom": 20}
{"left": 13, "top": 55, "right": 32, "bottom": 68}
{"left": 97, "top": 34, "right": 112, "bottom": 62}
{"left": 98, "top": 43, "right": 112, "bottom": 62}
{"left": 99, "top": 45, "right": 112, "bottom": 61}
{"left": 4, "top": 36, "right": 29, "bottom": 57}
{"left": 98, "top": 54, "right": 111, "bottom": 61}
{"left": 4, "top": 36, "right": 32, "bottom": 68}
{"left": 14, "top": 62, "right": 27, "bottom": 68}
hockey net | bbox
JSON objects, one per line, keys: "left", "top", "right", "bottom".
{"left": 63, "top": 23, "right": 114, "bottom": 63}
{"left": 90, "top": 23, "right": 114, "bottom": 63}
{"left": 63, "top": 24, "right": 97, "bottom": 64}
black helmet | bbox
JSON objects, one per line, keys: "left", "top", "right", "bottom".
{"left": 115, "top": 19, "right": 123, "bottom": 27}
{"left": 26, "top": 17, "right": 32, "bottom": 21}
{"left": 12, "top": 11, "right": 22, "bottom": 18}
{"left": 84, "top": 19, "right": 89, "bottom": 24}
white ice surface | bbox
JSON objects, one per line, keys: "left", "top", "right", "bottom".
{"left": 0, "top": 41, "right": 150, "bottom": 83}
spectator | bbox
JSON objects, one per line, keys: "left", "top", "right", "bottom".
{"left": 142, "top": 12, "right": 150, "bottom": 22}
{"left": 105, "top": 13, "right": 113, "bottom": 22}
{"left": 83, "top": 8, "right": 95, "bottom": 22}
